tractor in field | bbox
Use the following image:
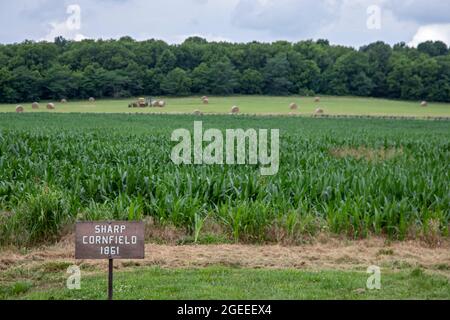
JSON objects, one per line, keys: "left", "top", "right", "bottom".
{"left": 128, "top": 97, "right": 150, "bottom": 108}
{"left": 128, "top": 97, "right": 166, "bottom": 108}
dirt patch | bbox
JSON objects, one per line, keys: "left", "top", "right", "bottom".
{"left": 0, "top": 238, "right": 448, "bottom": 277}
{"left": 330, "top": 146, "right": 403, "bottom": 162}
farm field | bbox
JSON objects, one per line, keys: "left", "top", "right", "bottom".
{"left": 2, "top": 96, "right": 450, "bottom": 117}
{"left": 0, "top": 113, "right": 449, "bottom": 245}
{"left": 0, "top": 110, "right": 449, "bottom": 300}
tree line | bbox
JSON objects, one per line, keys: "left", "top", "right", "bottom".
{"left": 0, "top": 36, "right": 449, "bottom": 103}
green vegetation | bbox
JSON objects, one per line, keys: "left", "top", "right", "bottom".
{"left": 1, "top": 96, "right": 450, "bottom": 117}
{"left": 0, "top": 113, "right": 448, "bottom": 245}
{"left": 4, "top": 266, "right": 449, "bottom": 300}
{"left": 1, "top": 37, "right": 449, "bottom": 103}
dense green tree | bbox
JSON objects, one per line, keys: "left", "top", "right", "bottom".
{"left": 324, "top": 51, "right": 373, "bottom": 96}
{"left": 351, "top": 72, "right": 374, "bottom": 96}
{"left": 156, "top": 49, "right": 177, "bottom": 73}
{"left": 0, "top": 38, "right": 449, "bottom": 102}
{"left": 42, "top": 64, "right": 79, "bottom": 99}
{"left": 0, "top": 67, "right": 16, "bottom": 102}
{"left": 288, "top": 51, "right": 320, "bottom": 94}
{"left": 417, "top": 41, "right": 448, "bottom": 57}
{"left": 263, "top": 53, "right": 293, "bottom": 95}
{"left": 160, "top": 68, "right": 192, "bottom": 96}
{"left": 240, "top": 69, "right": 264, "bottom": 94}
{"left": 387, "top": 55, "right": 414, "bottom": 99}
{"left": 208, "top": 58, "right": 239, "bottom": 95}
{"left": 177, "top": 40, "right": 206, "bottom": 70}
{"left": 361, "top": 41, "right": 392, "bottom": 97}
{"left": 9, "top": 66, "right": 43, "bottom": 101}
{"left": 142, "top": 69, "right": 162, "bottom": 96}
{"left": 191, "top": 63, "right": 210, "bottom": 94}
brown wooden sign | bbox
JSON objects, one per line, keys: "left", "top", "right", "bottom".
{"left": 75, "top": 221, "right": 145, "bottom": 260}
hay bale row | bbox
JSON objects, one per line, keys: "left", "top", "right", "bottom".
{"left": 314, "top": 108, "right": 324, "bottom": 115}
{"left": 129, "top": 102, "right": 148, "bottom": 108}
{"left": 201, "top": 96, "right": 209, "bottom": 105}
{"left": 138, "top": 97, "right": 146, "bottom": 107}
{"left": 127, "top": 98, "right": 167, "bottom": 108}
{"left": 289, "top": 103, "right": 298, "bottom": 110}
{"left": 231, "top": 106, "right": 240, "bottom": 114}
{"left": 16, "top": 102, "right": 56, "bottom": 112}
{"left": 152, "top": 100, "right": 166, "bottom": 108}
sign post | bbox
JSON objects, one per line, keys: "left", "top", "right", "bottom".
{"left": 108, "top": 258, "right": 113, "bottom": 300}
{"left": 75, "top": 221, "right": 145, "bottom": 300}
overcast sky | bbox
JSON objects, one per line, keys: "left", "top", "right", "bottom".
{"left": 1, "top": 0, "right": 449, "bottom": 47}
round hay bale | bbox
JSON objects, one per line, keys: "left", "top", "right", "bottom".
{"left": 203, "top": 98, "right": 209, "bottom": 105}
{"left": 193, "top": 109, "right": 203, "bottom": 115}
{"left": 89, "top": 97, "right": 95, "bottom": 103}
{"left": 315, "top": 97, "right": 321, "bottom": 103}
{"left": 137, "top": 98, "right": 147, "bottom": 107}
{"left": 151, "top": 100, "right": 159, "bottom": 107}
{"left": 314, "top": 108, "right": 324, "bottom": 115}
{"left": 158, "top": 100, "right": 166, "bottom": 108}
{"left": 46, "top": 103, "right": 55, "bottom": 110}
{"left": 289, "top": 103, "right": 298, "bottom": 110}
{"left": 128, "top": 103, "right": 132, "bottom": 108}
{"left": 61, "top": 99, "right": 67, "bottom": 103}
{"left": 421, "top": 101, "right": 428, "bottom": 107}
{"left": 16, "top": 105, "right": 24, "bottom": 113}
{"left": 231, "top": 106, "right": 240, "bottom": 114}
{"left": 32, "top": 102, "right": 39, "bottom": 109}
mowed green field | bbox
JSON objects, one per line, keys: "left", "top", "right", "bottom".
{"left": 4, "top": 266, "right": 449, "bottom": 300}
{"left": 2, "top": 96, "right": 450, "bottom": 117}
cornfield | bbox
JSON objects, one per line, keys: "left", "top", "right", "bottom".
{"left": 0, "top": 113, "right": 448, "bottom": 245}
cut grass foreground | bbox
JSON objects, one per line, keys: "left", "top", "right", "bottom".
{"left": 1, "top": 240, "right": 449, "bottom": 300}
{"left": 2, "top": 96, "right": 450, "bottom": 117}
{"left": 2, "top": 266, "right": 449, "bottom": 300}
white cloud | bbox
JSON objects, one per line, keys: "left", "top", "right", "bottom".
{"left": 316, "top": 0, "right": 418, "bottom": 47}
{"left": 388, "top": 1, "right": 450, "bottom": 24}
{"left": 409, "top": 24, "right": 450, "bottom": 47}
{"left": 231, "top": 0, "right": 339, "bottom": 38}
{"left": 1, "top": 0, "right": 450, "bottom": 46}
{"left": 40, "top": 3, "right": 86, "bottom": 41}
{"left": 42, "top": 21, "right": 86, "bottom": 42}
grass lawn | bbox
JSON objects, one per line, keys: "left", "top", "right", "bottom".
{"left": 2, "top": 266, "right": 449, "bottom": 300}
{"left": 1, "top": 96, "right": 450, "bottom": 117}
